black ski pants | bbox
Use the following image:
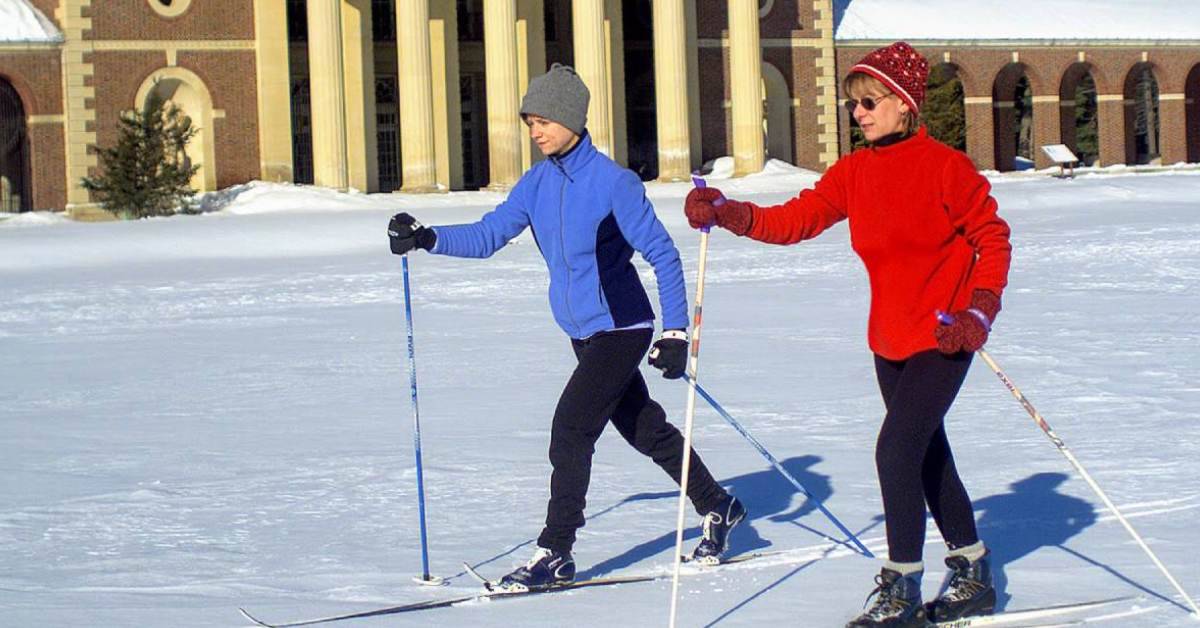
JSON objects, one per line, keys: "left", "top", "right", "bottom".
{"left": 874, "top": 350, "right": 980, "bottom": 564}
{"left": 538, "top": 328, "right": 727, "bottom": 554}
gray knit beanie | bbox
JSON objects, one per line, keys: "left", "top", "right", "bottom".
{"left": 520, "top": 63, "right": 590, "bottom": 135}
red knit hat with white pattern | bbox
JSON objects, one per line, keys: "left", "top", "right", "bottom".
{"left": 849, "top": 41, "right": 930, "bottom": 114}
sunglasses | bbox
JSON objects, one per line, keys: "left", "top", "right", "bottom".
{"left": 844, "top": 93, "right": 895, "bottom": 115}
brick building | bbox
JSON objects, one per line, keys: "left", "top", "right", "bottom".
{"left": 1, "top": 0, "right": 1198, "bottom": 216}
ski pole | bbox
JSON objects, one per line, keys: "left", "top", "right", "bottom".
{"left": 936, "top": 311, "right": 1199, "bottom": 617}
{"left": 668, "top": 177, "right": 716, "bottom": 628}
{"left": 680, "top": 374, "right": 874, "bottom": 558}
{"left": 403, "top": 254, "right": 443, "bottom": 586}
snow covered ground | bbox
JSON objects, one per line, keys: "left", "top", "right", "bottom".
{"left": 2, "top": 165, "right": 1198, "bottom": 627}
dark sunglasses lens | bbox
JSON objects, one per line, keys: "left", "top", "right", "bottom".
{"left": 844, "top": 97, "right": 879, "bottom": 115}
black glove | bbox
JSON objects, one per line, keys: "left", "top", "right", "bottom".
{"left": 648, "top": 330, "right": 689, "bottom": 379}
{"left": 388, "top": 212, "right": 437, "bottom": 255}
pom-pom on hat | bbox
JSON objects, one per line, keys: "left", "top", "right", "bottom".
{"left": 848, "top": 41, "right": 930, "bottom": 114}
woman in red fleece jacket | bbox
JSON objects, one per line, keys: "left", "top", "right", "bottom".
{"left": 685, "top": 42, "right": 1011, "bottom": 628}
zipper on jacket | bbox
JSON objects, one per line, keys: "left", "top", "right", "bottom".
{"left": 554, "top": 162, "right": 581, "bottom": 337}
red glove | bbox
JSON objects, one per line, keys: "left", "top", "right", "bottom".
{"left": 684, "top": 187, "right": 754, "bottom": 235}
{"left": 935, "top": 289, "right": 1002, "bottom": 354}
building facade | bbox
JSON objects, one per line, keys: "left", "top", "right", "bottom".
{"left": 1, "top": 0, "right": 1199, "bottom": 216}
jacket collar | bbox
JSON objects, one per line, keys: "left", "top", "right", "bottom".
{"left": 866, "top": 126, "right": 927, "bottom": 153}
{"left": 549, "top": 130, "right": 597, "bottom": 179}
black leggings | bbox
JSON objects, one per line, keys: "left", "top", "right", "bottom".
{"left": 874, "top": 350, "right": 980, "bottom": 564}
{"left": 538, "top": 328, "right": 727, "bottom": 554}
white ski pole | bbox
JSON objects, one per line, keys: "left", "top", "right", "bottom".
{"left": 668, "top": 177, "right": 718, "bottom": 628}
{"left": 938, "top": 311, "right": 1198, "bottom": 617}
{"left": 975, "top": 346, "right": 1199, "bottom": 617}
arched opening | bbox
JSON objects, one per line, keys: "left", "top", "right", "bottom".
{"left": 761, "top": 62, "right": 794, "bottom": 164}
{"left": 992, "top": 63, "right": 1032, "bottom": 171}
{"left": 924, "top": 63, "right": 965, "bottom": 151}
{"left": 1059, "top": 63, "right": 1099, "bottom": 166}
{"left": 137, "top": 73, "right": 217, "bottom": 193}
{"left": 0, "top": 77, "right": 31, "bottom": 212}
{"left": 1124, "top": 63, "right": 1160, "bottom": 165}
{"left": 1185, "top": 64, "right": 1200, "bottom": 163}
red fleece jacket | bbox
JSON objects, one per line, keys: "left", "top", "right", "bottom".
{"left": 745, "top": 127, "right": 1012, "bottom": 360}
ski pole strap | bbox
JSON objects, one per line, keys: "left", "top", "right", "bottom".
{"left": 966, "top": 308, "right": 992, "bottom": 331}
{"left": 935, "top": 308, "right": 992, "bottom": 331}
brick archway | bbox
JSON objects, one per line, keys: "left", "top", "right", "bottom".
{"left": 0, "top": 77, "right": 31, "bottom": 213}
{"left": 1059, "top": 62, "right": 1099, "bottom": 166}
{"left": 1123, "top": 62, "right": 1161, "bottom": 165}
{"left": 992, "top": 63, "right": 1032, "bottom": 172}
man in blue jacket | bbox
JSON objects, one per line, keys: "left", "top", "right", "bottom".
{"left": 389, "top": 63, "right": 745, "bottom": 592}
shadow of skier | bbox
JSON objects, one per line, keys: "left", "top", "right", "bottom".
{"left": 580, "top": 455, "right": 839, "bottom": 579}
{"left": 967, "top": 472, "right": 1096, "bottom": 611}
{"left": 970, "top": 471, "right": 1186, "bottom": 612}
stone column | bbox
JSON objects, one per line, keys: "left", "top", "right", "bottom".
{"left": 573, "top": 0, "right": 612, "bottom": 156}
{"left": 964, "top": 96, "right": 995, "bottom": 170}
{"left": 430, "top": 2, "right": 465, "bottom": 190}
{"left": 253, "top": 0, "right": 293, "bottom": 182}
{"left": 306, "top": 0, "right": 349, "bottom": 190}
{"left": 484, "top": 0, "right": 522, "bottom": 189}
{"left": 1158, "top": 94, "right": 1187, "bottom": 165}
{"left": 1096, "top": 94, "right": 1126, "bottom": 167}
{"left": 728, "top": 0, "right": 764, "bottom": 176}
{"left": 1032, "top": 96, "right": 1061, "bottom": 169}
{"left": 342, "top": 0, "right": 375, "bottom": 192}
{"left": 652, "top": 0, "right": 691, "bottom": 181}
{"left": 396, "top": 0, "right": 438, "bottom": 192}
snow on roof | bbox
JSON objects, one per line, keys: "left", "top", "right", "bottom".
{"left": 0, "top": 0, "right": 62, "bottom": 43}
{"left": 834, "top": 0, "right": 1200, "bottom": 42}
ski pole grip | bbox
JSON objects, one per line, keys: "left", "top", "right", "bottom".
{"left": 691, "top": 175, "right": 725, "bottom": 233}
{"left": 690, "top": 176, "right": 727, "bottom": 207}
{"left": 935, "top": 310, "right": 955, "bottom": 326}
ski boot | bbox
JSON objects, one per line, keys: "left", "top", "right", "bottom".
{"left": 846, "top": 568, "right": 933, "bottom": 628}
{"left": 689, "top": 495, "right": 747, "bottom": 565}
{"left": 926, "top": 551, "right": 996, "bottom": 622}
{"left": 495, "top": 546, "right": 575, "bottom": 593}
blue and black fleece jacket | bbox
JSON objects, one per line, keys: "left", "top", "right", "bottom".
{"left": 430, "top": 132, "right": 689, "bottom": 340}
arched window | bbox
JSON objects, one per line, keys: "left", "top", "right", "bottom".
{"left": 148, "top": 0, "right": 192, "bottom": 18}
{"left": 135, "top": 69, "right": 218, "bottom": 192}
{"left": 761, "top": 63, "right": 794, "bottom": 165}
{"left": 0, "top": 79, "right": 30, "bottom": 212}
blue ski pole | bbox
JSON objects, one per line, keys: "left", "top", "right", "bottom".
{"left": 682, "top": 374, "right": 875, "bottom": 558}
{"left": 403, "top": 254, "right": 443, "bottom": 586}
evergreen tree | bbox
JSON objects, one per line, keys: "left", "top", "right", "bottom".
{"left": 1074, "top": 75, "right": 1099, "bottom": 166}
{"left": 924, "top": 65, "right": 966, "bottom": 151}
{"left": 1014, "top": 77, "right": 1033, "bottom": 160}
{"left": 82, "top": 90, "right": 199, "bottom": 219}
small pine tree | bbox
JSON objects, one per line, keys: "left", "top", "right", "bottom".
{"left": 82, "top": 90, "right": 200, "bottom": 219}
{"left": 1074, "top": 75, "right": 1099, "bottom": 166}
{"left": 924, "top": 65, "right": 966, "bottom": 151}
